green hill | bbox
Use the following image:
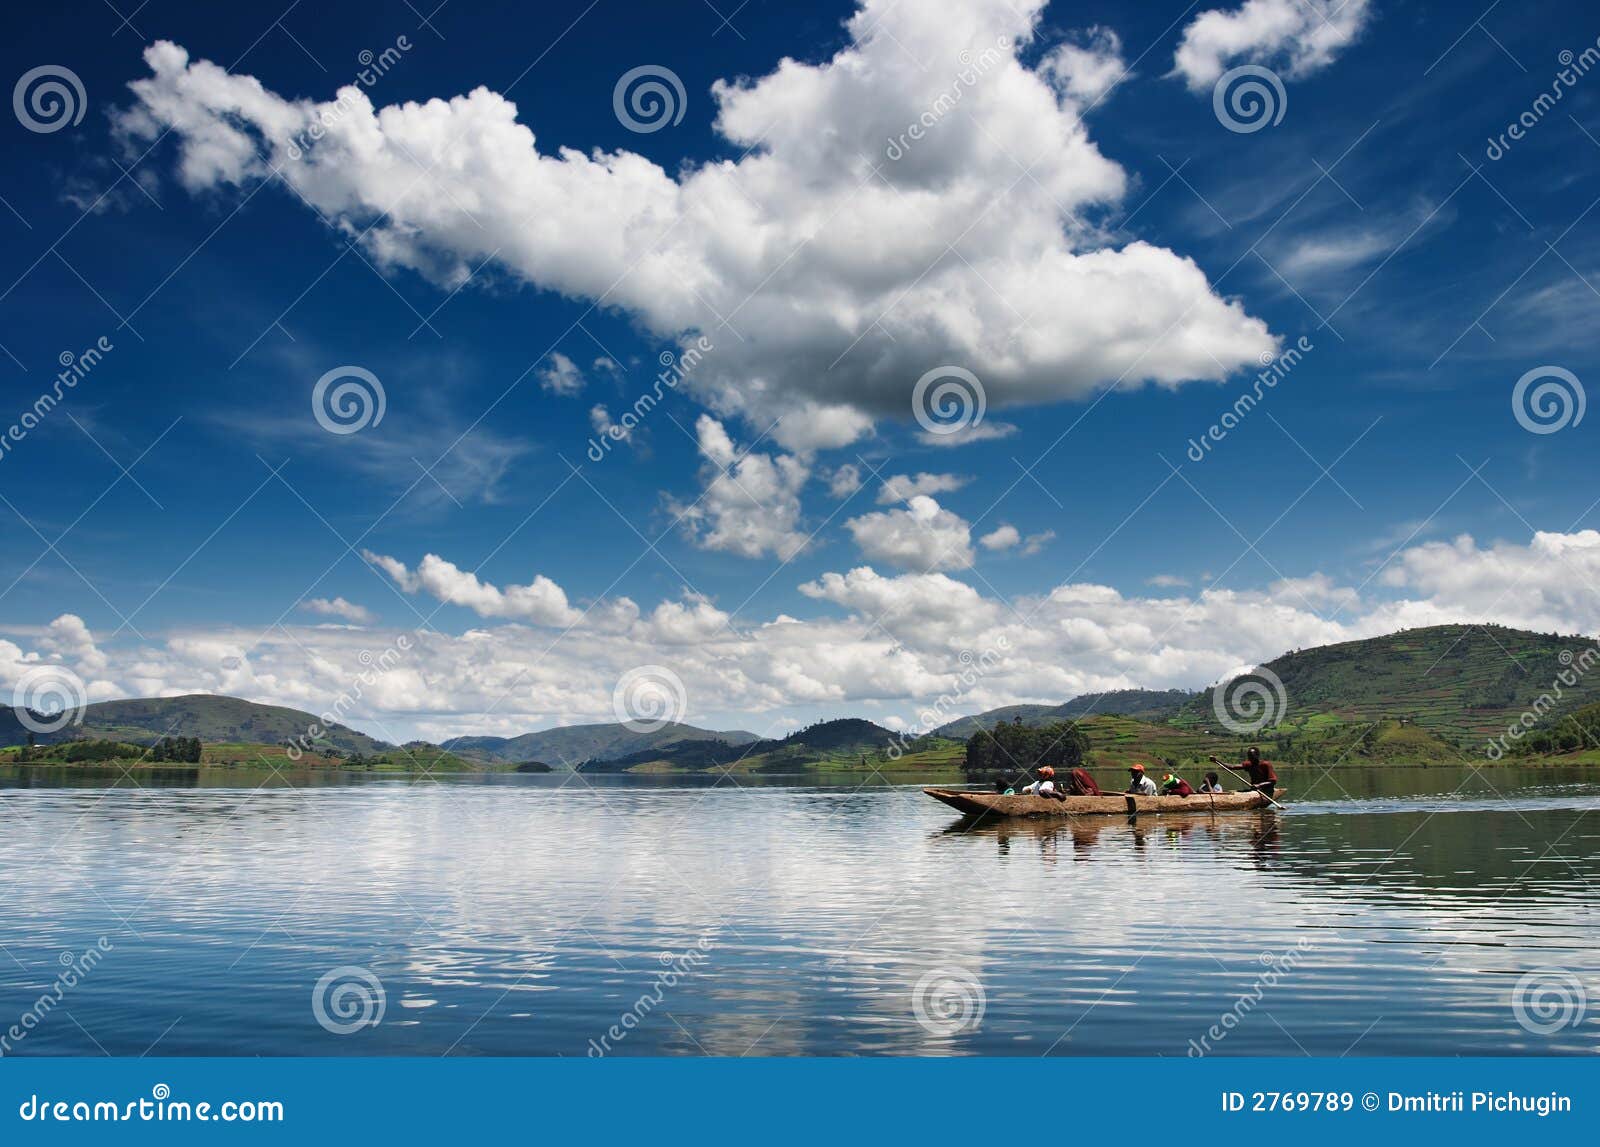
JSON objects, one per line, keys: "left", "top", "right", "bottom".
{"left": 1186, "top": 624, "right": 1600, "bottom": 746}
{"left": 934, "top": 688, "right": 1195, "bottom": 739}
{"left": 0, "top": 737, "right": 491, "bottom": 773}
{"left": 0, "top": 694, "right": 392, "bottom": 755}
{"left": 579, "top": 717, "right": 949, "bottom": 774}
{"left": 443, "top": 721, "right": 760, "bottom": 768}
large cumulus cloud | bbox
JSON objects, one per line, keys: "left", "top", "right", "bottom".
{"left": 116, "top": 0, "right": 1276, "bottom": 443}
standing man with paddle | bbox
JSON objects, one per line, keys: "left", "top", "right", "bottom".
{"left": 1210, "top": 747, "right": 1278, "bottom": 799}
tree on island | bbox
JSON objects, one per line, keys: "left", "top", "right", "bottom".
{"left": 149, "top": 736, "right": 203, "bottom": 763}
{"left": 963, "top": 719, "right": 1090, "bottom": 778}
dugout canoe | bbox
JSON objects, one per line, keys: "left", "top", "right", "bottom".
{"left": 922, "top": 787, "right": 1278, "bottom": 818}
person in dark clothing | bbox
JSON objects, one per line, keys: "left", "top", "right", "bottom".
{"left": 1063, "top": 767, "right": 1101, "bottom": 796}
{"left": 1235, "top": 747, "right": 1278, "bottom": 796}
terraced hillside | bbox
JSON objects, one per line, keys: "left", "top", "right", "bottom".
{"left": 1188, "top": 624, "right": 1600, "bottom": 746}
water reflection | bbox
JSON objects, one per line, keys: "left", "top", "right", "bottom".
{"left": 0, "top": 766, "right": 1596, "bottom": 1056}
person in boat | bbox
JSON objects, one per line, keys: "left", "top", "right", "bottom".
{"left": 1020, "top": 765, "right": 1059, "bottom": 798}
{"left": 1063, "top": 766, "right": 1101, "bottom": 796}
{"left": 1224, "top": 747, "right": 1278, "bottom": 797}
{"left": 1125, "top": 763, "right": 1157, "bottom": 796}
{"left": 1198, "top": 771, "right": 1225, "bottom": 794}
{"left": 1160, "top": 771, "right": 1193, "bottom": 797}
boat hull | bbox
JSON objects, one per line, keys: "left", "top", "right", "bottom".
{"left": 922, "top": 787, "right": 1276, "bottom": 818}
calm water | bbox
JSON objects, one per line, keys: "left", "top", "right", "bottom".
{"left": 2, "top": 765, "right": 1598, "bottom": 1057}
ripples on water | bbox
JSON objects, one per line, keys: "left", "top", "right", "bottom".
{"left": 1, "top": 766, "right": 1597, "bottom": 1056}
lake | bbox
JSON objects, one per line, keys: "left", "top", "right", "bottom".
{"left": 2, "top": 765, "right": 1598, "bottom": 1056}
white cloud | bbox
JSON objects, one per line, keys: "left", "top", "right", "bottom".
{"left": 770, "top": 402, "right": 876, "bottom": 454}
{"left": 37, "top": 613, "right": 109, "bottom": 676}
{"left": 589, "top": 403, "right": 631, "bottom": 446}
{"left": 1146, "top": 573, "right": 1190, "bottom": 588}
{"left": 671, "top": 416, "right": 810, "bottom": 560}
{"left": 916, "top": 421, "right": 1019, "bottom": 448}
{"left": 1040, "top": 26, "right": 1128, "bottom": 103}
{"left": 878, "top": 472, "right": 969, "bottom": 504}
{"left": 119, "top": 0, "right": 1276, "bottom": 441}
{"left": 1276, "top": 230, "right": 1393, "bottom": 278}
{"left": 17, "top": 530, "right": 1600, "bottom": 741}
{"left": 1377, "top": 531, "right": 1600, "bottom": 633}
{"left": 538, "top": 351, "right": 586, "bottom": 395}
{"left": 1020, "top": 529, "right": 1055, "bottom": 556}
{"left": 845, "top": 495, "right": 975, "bottom": 571}
{"left": 364, "top": 551, "right": 583, "bottom": 627}
{"left": 825, "top": 464, "right": 864, "bottom": 499}
{"left": 1271, "top": 202, "right": 1449, "bottom": 286}
{"left": 647, "top": 594, "right": 733, "bottom": 645}
{"left": 979, "top": 524, "right": 1020, "bottom": 550}
{"left": 979, "top": 523, "right": 1053, "bottom": 554}
{"left": 1173, "top": 0, "right": 1373, "bottom": 91}
{"left": 301, "top": 597, "right": 375, "bottom": 624}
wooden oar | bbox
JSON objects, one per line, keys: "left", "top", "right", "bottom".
{"left": 1208, "top": 754, "right": 1286, "bottom": 810}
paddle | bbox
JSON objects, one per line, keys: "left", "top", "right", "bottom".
{"left": 1208, "top": 754, "right": 1286, "bottom": 810}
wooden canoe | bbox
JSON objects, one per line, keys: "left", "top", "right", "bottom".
{"left": 923, "top": 786, "right": 1278, "bottom": 819}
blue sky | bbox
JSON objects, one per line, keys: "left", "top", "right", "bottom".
{"left": 2, "top": 0, "right": 1599, "bottom": 741}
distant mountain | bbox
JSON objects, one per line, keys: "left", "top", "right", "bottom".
{"left": 934, "top": 689, "right": 1195, "bottom": 739}
{"left": 0, "top": 694, "right": 391, "bottom": 755}
{"left": 443, "top": 721, "right": 760, "bottom": 767}
{"left": 582, "top": 717, "right": 900, "bottom": 773}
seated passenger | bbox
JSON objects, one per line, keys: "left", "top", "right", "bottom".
{"left": 1125, "top": 763, "right": 1158, "bottom": 796}
{"left": 1198, "top": 771, "right": 1225, "bottom": 794}
{"left": 1063, "top": 767, "right": 1101, "bottom": 796}
{"left": 1160, "top": 771, "right": 1193, "bottom": 797}
{"left": 1021, "top": 765, "right": 1058, "bottom": 797}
